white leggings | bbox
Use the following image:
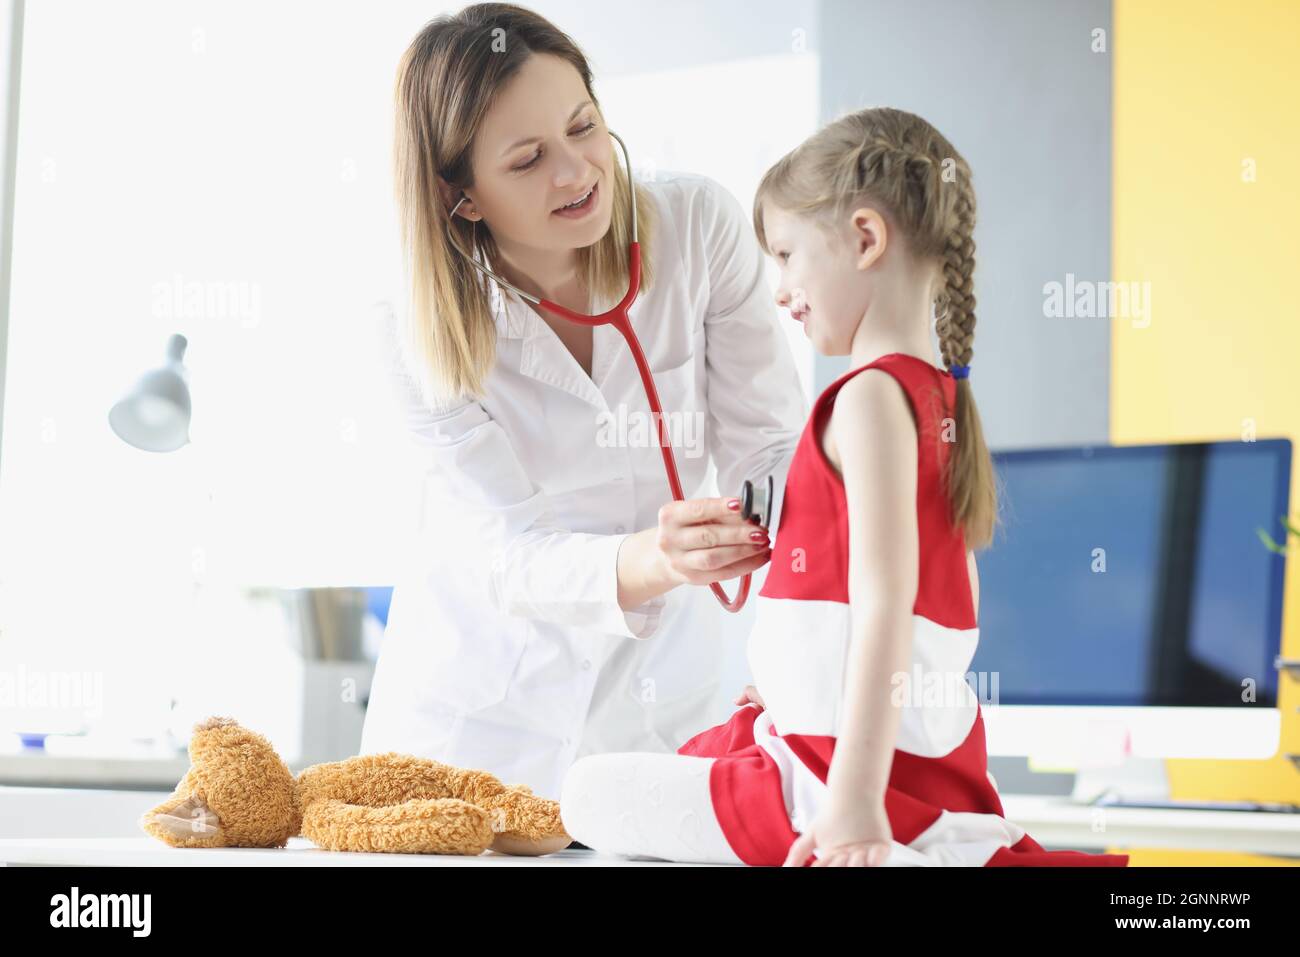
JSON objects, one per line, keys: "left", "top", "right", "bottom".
{"left": 559, "top": 752, "right": 745, "bottom": 865}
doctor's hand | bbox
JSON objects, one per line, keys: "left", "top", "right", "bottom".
{"left": 655, "top": 497, "right": 771, "bottom": 587}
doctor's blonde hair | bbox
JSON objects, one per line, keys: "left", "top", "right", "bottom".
{"left": 392, "top": 2, "right": 656, "bottom": 407}
{"left": 752, "top": 107, "right": 997, "bottom": 550}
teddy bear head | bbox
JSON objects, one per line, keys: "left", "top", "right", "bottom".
{"left": 139, "top": 716, "right": 302, "bottom": 848}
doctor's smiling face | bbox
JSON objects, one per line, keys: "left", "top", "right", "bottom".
{"left": 399, "top": 4, "right": 653, "bottom": 401}
{"left": 448, "top": 53, "right": 613, "bottom": 289}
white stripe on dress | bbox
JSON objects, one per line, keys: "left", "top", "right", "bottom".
{"left": 747, "top": 596, "right": 980, "bottom": 756}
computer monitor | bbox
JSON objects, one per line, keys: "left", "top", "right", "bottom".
{"left": 973, "top": 438, "right": 1290, "bottom": 800}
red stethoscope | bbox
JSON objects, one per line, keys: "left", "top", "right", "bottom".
{"left": 445, "top": 130, "right": 772, "bottom": 612}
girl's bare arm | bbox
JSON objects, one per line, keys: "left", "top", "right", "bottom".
{"left": 822, "top": 370, "right": 919, "bottom": 803}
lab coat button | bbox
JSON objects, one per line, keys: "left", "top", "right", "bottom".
{"left": 582, "top": 658, "right": 592, "bottom": 670}
{"left": 615, "top": 525, "right": 625, "bottom": 533}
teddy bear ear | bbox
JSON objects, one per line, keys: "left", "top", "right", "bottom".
{"left": 193, "top": 716, "right": 239, "bottom": 733}
{"left": 140, "top": 793, "right": 225, "bottom": 845}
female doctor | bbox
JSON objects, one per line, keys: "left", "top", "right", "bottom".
{"left": 360, "top": 3, "right": 807, "bottom": 801}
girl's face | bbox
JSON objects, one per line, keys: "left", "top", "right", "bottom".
{"left": 762, "top": 202, "right": 874, "bottom": 356}
{"left": 455, "top": 54, "right": 613, "bottom": 258}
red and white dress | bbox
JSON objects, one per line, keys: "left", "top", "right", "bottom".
{"left": 677, "top": 353, "right": 1130, "bottom": 867}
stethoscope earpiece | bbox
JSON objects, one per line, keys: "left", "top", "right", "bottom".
{"left": 450, "top": 192, "right": 474, "bottom": 220}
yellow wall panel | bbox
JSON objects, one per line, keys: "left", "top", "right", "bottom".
{"left": 1113, "top": 0, "right": 1300, "bottom": 811}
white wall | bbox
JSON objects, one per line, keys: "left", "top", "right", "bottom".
{"left": 0, "top": 0, "right": 24, "bottom": 483}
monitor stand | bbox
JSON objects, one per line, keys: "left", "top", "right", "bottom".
{"left": 1070, "top": 753, "right": 1170, "bottom": 804}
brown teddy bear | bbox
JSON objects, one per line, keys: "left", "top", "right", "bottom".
{"left": 140, "top": 716, "right": 571, "bottom": 856}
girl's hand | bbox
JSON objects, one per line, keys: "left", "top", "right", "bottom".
{"left": 783, "top": 794, "right": 893, "bottom": 867}
{"left": 655, "top": 497, "right": 770, "bottom": 587}
{"left": 733, "top": 684, "right": 766, "bottom": 711}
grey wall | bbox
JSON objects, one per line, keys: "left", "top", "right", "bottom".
{"left": 817, "top": 0, "right": 1112, "bottom": 449}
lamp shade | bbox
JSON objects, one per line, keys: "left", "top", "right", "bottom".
{"left": 108, "top": 333, "right": 191, "bottom": 452}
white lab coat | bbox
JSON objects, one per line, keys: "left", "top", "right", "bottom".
{"left": 359, "top": 171, "right": 808, "bottom": 799}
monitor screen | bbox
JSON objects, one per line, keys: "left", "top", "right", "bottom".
{"left": 969, "top": 439, "right": 1290, "bottom": 707}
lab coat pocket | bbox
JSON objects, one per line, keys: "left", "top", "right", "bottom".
{"left": 624, "top": 591, "right": 723, "bottom": 707}
{"left": 648, "top": 322, "right": 705, "bottom": 377}
{"left": 423, "top": 616, "right": 530, "bottom": 715}
{"left": 645, "top": 329, "right": 707, "bottom": 468}
{"left": 397, "top": 572, "right": 531, "bottom": 716}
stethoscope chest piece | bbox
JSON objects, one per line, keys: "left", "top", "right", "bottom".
{"left": 740, "top": 474, "right": 775, "bottom": 531}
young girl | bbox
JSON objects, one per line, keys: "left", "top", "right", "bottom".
{"left": 558, "top": 107, "right": 1130, "bottom": 867}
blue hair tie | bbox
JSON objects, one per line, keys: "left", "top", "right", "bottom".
{"left": 949, "top": 364, "right": 971, "bottom": 380}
